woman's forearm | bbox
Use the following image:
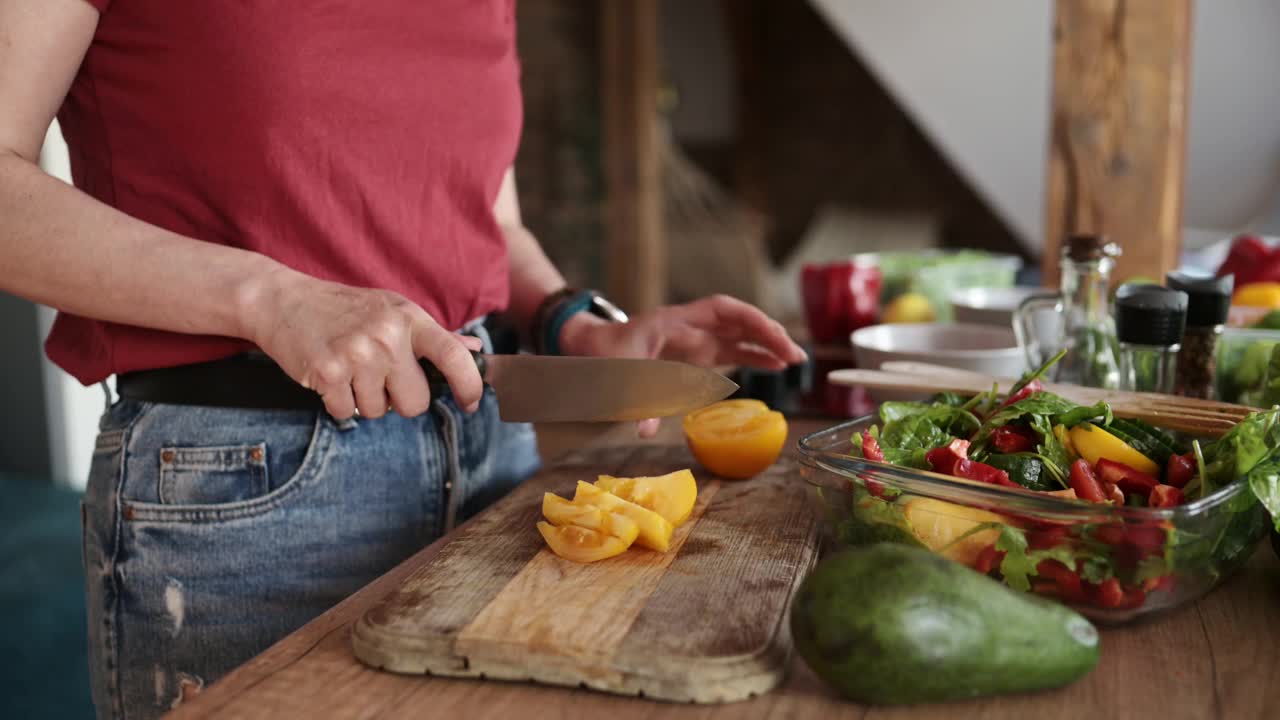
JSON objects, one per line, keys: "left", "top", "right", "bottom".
{"left": 0, "top": 150, "right": 291, "bottom": 342}
{"left": 503, "top": 220, "right": 568, "bottom": 344}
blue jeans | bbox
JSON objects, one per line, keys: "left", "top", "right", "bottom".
{"left": 81, "top": 339, "right": 540, "bottom": 719}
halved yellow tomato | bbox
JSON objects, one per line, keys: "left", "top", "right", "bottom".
{"left": 902, "top": 497, "right": 1003, "bottom": 566}
{"left": 573, "top": 481, "right": 673, "bottom": 552}
{"left": 682, "top": 399, "right": 787, "bottom": 480}
{"left": 541, "top": 493, "right": 640, "bottom": 546}
{"left": 536, "top": 521, "right": 631, "bottom": 563}
{"left": 1068, "top": 423, "right": 1159, "bottom": 475}
{"left": 595, "top": 469, "right": 698, "bottom": 527}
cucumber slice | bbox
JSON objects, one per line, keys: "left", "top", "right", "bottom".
{"left": 1103, "top": 419, "right": 1174, "bottom": 465}
{"left": 1110, "top": 418, "right": 1184, "bottom": 458}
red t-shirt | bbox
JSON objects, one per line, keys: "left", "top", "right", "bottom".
{"left": 47, "top": 0, "right": 523, "bottom": 385}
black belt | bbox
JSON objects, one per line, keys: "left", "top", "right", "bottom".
{"left": 116, "top": 316, "right": 519, "bottom": 411}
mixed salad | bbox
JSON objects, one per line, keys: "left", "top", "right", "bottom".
{"left": 832, "top": 351, "right": 1280, "bottom": 612}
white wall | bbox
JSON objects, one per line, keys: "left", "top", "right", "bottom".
{"left": 39, "top": 120, "right": 105, "bottom": 490}
{"left": 811, "top": 0, "right": 1280, "bottom": 253}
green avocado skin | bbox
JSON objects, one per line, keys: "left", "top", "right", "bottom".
{"left": 790, "top": 544, "right": 1100, "bottom": 705}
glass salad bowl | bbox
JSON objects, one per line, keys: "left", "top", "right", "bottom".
{"left": 798, "top": 417, "right": 1270, "bottom": 623}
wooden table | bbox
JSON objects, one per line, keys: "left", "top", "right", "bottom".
{"left": 170, "top": 418, "right": 1280, "bottom": 719}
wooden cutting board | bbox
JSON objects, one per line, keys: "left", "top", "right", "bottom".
{"left": 351, "top": 441, "right": 819, "bottom": 704}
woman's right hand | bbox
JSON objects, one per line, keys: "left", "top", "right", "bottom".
{"left": 242, "top": 269, "right": 484, "bottom": 421}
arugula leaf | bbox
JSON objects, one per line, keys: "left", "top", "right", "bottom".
{"left": 879, "top": 402, "right": 931, "bottom": 423}
{"left": 878, "top": 404, "right": 979, "bottom": 460}
{"left": 1028, "top": 414, "right": 1070, "bottom": 487}
{"left": 1079, "top": 556, "right": 1112, "bottom": 584}
{"left": 1199, "top": 409, "right": 1280, "bottom": 496}
{"left": 1247, "top": 462, "right": 1280, "bottom": 532}
{"left": 926, "top": 392, "right": 969, "bottom": 407}
{"left": 1007, "top": 348, "right": 1068, "bottom": 398}
{"left": 994, "top": 525, "right": 1076, "bottom": 592}
{"left": 970, "top": 392, "right": 1078, "bottom": 455}
{"left": 1050, "top": 400, "right": 1112, "bottom": 429}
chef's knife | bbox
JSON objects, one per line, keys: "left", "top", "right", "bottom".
{"left": 420, "top": 353, "right": 738, "bottom": 422}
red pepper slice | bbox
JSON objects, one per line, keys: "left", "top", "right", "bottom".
{"left": 1036, "top": 559, "right": 1085, "bottom": 603}
{"left": 1000, "top": 379, "right": 1044, "bottom": 409}
{"left": 990, "top": 425, "right": 1037, "bottom": 454}
{"left": 1103, "top": 481, "right": 1126, "bottom": 506}
{"left": 974, "top": 544, "right": 1006, "bottom": 574}
{"left": 1118, "top": 587, "right": 1148, "bottom": 610}
{"left": 1165, "top": 453, "right": 1195, "bottom": 489}
{"left": 1069, "top": 459, "right": 1108, "bottom": 502}
{"left": 1091, "top": 577, "right": 1126, "bottom": 609}
{"left": 1148, "top": 484, "right": 1185, "bottom": 508}
{"left": 926, "top": 439, "right": 1016, "bottom": 487}
{"left": 1096, "top": 458, "right": 1159, "bottom": 495}
{"left": 1027, "top": 526, "right": 1071, "bottom": 550}
{"left": 925, "top": 439, "right": 971, "bottom": 476}
{"left": 861, "top": 434, "right": 885, "bottom": 462}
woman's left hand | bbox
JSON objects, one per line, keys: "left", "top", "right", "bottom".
{"left": 559, "top": 294, "right": 807, "bottom": 437}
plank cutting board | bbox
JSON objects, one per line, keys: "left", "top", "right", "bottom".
{"left": 351, "top": 442, "right": 819, "bottom": 704}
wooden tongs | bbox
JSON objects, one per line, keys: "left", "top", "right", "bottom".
{"left": 829, "top": 361, "right": 1258, "bottom": 438}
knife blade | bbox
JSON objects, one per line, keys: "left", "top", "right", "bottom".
{"left": 420, "top": 353, "right": 738, "bottom": 422}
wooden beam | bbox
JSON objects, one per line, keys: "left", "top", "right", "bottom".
{"left": 601, "top": 0, "right": 665, "bottom": 312}
{"left": 1043, "top": 0, "right": 1193, "bottom": 287}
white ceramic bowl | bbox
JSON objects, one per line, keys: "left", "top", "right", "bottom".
{"left": 850, "top": 323, "right": 1028, "bottom": 401}
{"left": 948, "top": 286, "right": 1047, "bottom": 328}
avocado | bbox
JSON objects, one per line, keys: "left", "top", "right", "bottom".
{"left": 790, "top": 543, "right": 1100, "bottom": 705}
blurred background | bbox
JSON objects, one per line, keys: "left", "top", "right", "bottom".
{"left": 4, "top": 0, "right": 1280, "bottom": 716}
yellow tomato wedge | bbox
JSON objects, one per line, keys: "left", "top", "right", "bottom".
{"left": 536, "top": 521, "right": 631, "bottom": 563}
{"left": 1052, "top": 424, "right": 1077, "bottom": 460}
{"left": 682, "top": 399, "right": 787, "bottom": 480}
{"left": 902, "top": 497, "right": 1003, "bottom": 566}
{"left": 573, "top": 481, "right": 673, "bottom": 552}
{"left": 541, "top": 493, "right": 640, "bottom": 546}
{"left": 1068, "top": 423, "right": 1159, "bottom": 475}
{"left": 595, "top": 469, "right": 698, "bottom": 527}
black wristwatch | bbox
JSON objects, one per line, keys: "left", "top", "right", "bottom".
{"left": 532, "top": 288, "right": 628, "bottom": 355}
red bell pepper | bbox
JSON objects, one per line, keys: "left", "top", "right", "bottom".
{"left": 1000, "top": 379, "right": 1044, "bottom": 409}
{"left": 1069, "top": 459, "right": 1108, "bottom": 502}
{"left": 1097, "top": 459, "right": 1159, "bottom": 495}
{"left": 1028, "top": 525, "right": 1072, "bottom": 550}
{"left": 860, "top": 434, "right": 889, "bottom": 498}
{"left": 1165, "top": 453, "right": 1195, "bottom": 489}
{"left": 800, "top": 261, "right": 883, "bottom": 344}
{"left": 1090, "top": 577, "right": 1126, "bottom": 609}
{"left": 1217, "top": 234, "right": 1274, "bottom": 287}
{"left": 990, "top": 425, "right": 1036, "bottom": 454}
{"left": 1149, "top": 484, "right": 1185, "bottom": 508}
{"left": 1103, "top": 481, "right": 1126, "bottom": 506}
{"left": 1036, "top": 559, "right": 1086, "bottom": 604}
{"left": 925, "top": 439, "right": 1017, "bottom": 487}
{"left": 974, "top": 544, "right": 1006, "bottom": 574}
{"left": 925, "top": 439, "right": 971, "bottom": 476}
{"left": 861, "top": 434, "right": 885, "bottom": 462}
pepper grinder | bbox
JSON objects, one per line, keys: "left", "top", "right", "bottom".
{"left": 1166, "top": 272, "right": 1233, "bottom": 399}
{"left": 1115, "top": 285, "right": 1188, "bottom": 394}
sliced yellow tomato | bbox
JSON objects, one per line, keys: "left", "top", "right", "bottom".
{"left": 1053, "top": 424, "right": 1078, "bottom": 460}
{"left": 573, "top": 481, "right": 673, "bottom": 552}
{"left": 1068, "top": 423, "right": 1158, "bottom": 475}
{"left": 682, "top": 399, "right": 787, "bottom": 480}
{"left": 595, "top": 469, "right": 698, "bottom": 527}
{"left": 902, "top": 497, "right": 1003, "bottom": 566}
{"left": 541, "top": 493, "right": 640, "bottom": 546}
{"left": 536, "top": 521, "right": 631, "bottom": 563}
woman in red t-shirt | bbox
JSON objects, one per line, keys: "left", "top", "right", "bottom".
{"left": 0, "top": 1, "right": 804, "bottom": 718}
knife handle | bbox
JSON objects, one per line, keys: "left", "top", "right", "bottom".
{"left": 418, "top": 351, "right": 488, "bottom": 396}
